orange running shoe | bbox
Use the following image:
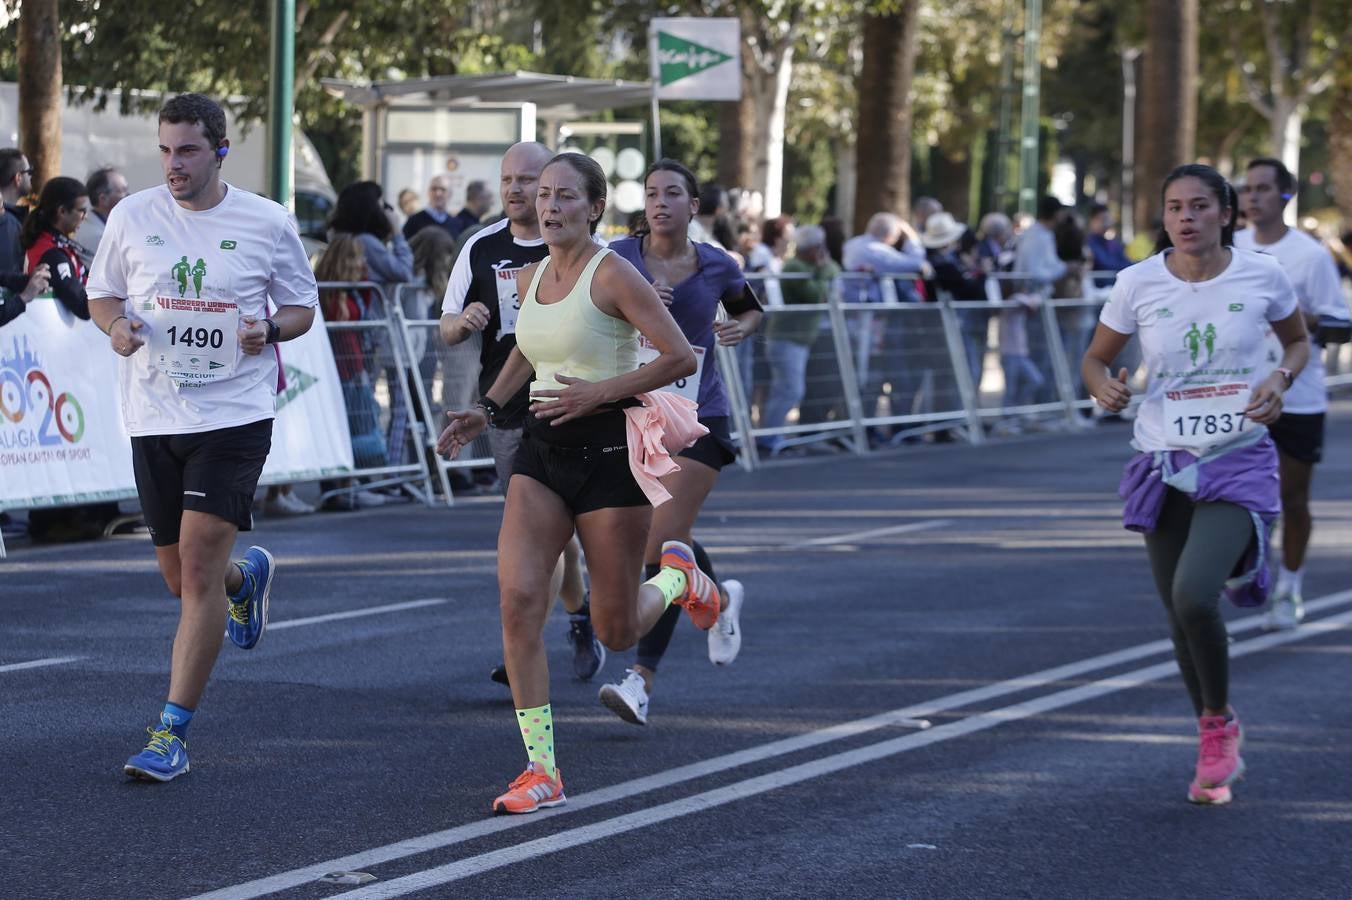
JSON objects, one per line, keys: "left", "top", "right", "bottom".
{"left": 493, "top": 763, "right": 565, "bottom": 815}
{"left": 660, "top": 540, "right": 720, "bottom": 630}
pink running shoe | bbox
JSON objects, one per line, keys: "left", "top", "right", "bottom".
{"left": 659, "top": 540, "right": 720, "bottom": 630}
{"left": 1187, "top": 777, "right": 1233, "bottom": 805}
{"left": 1195, "top": 712, "right": 1245, "bottom": 789}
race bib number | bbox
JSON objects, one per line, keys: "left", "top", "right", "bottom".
{"left": 1162, "top": 382, "right": 1251, "bottom": 450}
{"left": 636, "top": 335, "right": 704, "bottom": 403}
{"left": 495, "top": 264, "right": 522, "bottom": 339}
{"left": 140, "top": 291, "right": 241, "bottom": 384}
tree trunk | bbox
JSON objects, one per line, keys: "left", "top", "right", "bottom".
{"left": 717, "top": 38, "right": 757, "bottom": 193}
{"left": 1272, "top": 97, "right": 1302, "bottom": 224}
{"left": 1330, "top": 55, "right": 1352, "bottom": 224}
{"left": 853, "top": 1, "right": 921, "bottom": 235}
{"left": 1134, "top": 0, "right": 1197, "bottom": 232}
{"left": 17, "top": 0, "right": 63, "bottom": 190}
{"left": 760, "top": 41, "right": 794, "bottom": 218}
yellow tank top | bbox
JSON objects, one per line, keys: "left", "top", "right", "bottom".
{"left": 515, "top": 247, "right": 639, "bottom": 399}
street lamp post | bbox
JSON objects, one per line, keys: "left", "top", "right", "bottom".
{"left": 1120, "top": 47, "right": 1140, "bottom": 243}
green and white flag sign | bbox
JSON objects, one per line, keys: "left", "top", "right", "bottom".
{"left": 651, "top": 17, "right": 741, "bottom": 100}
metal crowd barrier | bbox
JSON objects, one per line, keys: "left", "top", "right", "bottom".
{"left": 311, "top": 281, "right": 438, "bottom": 508}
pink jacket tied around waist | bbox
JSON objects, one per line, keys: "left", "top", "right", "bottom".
{"left": 623, "top": 392, "right": 709, "bottom": 506}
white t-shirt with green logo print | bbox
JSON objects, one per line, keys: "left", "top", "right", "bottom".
{"left": 1233, "top": 226, "right": 1347, "bottom": 415}
{"left": 1099, "top": 248, "right": 1298, "bottom": 453}
{"left": 87, "top": 183, "right": 318, "bottom": 437}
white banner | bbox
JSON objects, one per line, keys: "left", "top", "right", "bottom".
{"left": 0, "top": 299, "right": 353, "bottom": 510}
{"left": 651, "top": 17, "right": 741, "bottom": 101}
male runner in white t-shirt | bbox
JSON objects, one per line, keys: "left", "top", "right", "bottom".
{"left": 1235, "top": 157, "right": 1348, "bottom": 630}
{"left": 86, "top": 94, "right": 319, "bottom": 781}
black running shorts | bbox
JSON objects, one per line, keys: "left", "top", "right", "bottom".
{"left": 1268, "top": 412, "right": 1324, "bottom": 464}
{"left": 130, "top": 418, "right": 273, "bottom": 546}
{"left": 678, "top": 416, "right": 737, "bottom": 472}
{"left": 511, "top": 409, "right": 649, "bottom": 514}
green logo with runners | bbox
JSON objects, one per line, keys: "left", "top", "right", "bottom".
{"left": 658, "top": 31, "right": 733, "bottom": 86}
{"left": 1183, "top": 321, "right": 1218, "bottom": 365}
{"left": 171, "top": 256, "right": 208, "bottom": 298}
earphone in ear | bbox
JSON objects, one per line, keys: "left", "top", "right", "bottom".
{"left": 1280, "top": 192, "right": 1293, "bottom": 201}
{"left": 216, "top": 147, "right": 229, "bottom": 158}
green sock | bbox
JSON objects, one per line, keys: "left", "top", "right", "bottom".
{"left": 516, "top": 704, "right": 557, "bottom": 778}
{"left": 644, "top": 568, "right": 687, "bottom": 608}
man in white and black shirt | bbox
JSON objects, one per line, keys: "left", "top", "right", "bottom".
{"left": 1235, "top": 157, "right": 1349, "bottom": 631}
{"left": 86, "top": 94, "right": 318, "bottom": 782}
{"left": 439, "top": 141, "right": 601, "bottom": 686}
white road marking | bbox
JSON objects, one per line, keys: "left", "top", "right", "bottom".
{"left": 266, "top": 599, "right": 447, "bottom": 631}
{"left": 788, "top": 518, "right": 953, "bottom": 547}
{"left": 0, "top": 656, "right": 81, "bottom": 674}
{"left": 190, "top": 587, "right": 1352, "bottom": 900}
{"left": 340, "top": 609, "right": 1352, "bottom": 898}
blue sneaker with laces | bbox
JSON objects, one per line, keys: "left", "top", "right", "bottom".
{"left": 123, "top": 721, "right": 190, "bottom": 782}
{"left": 226, "top": 545, "right": 274, "bottom": 650}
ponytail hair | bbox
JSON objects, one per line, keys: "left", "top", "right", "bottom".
{"left": 20, "top": 176, "right": 87, "bottom": 249}
{"left": 1153, "top": 163, "right": 1236, "bottom": 254}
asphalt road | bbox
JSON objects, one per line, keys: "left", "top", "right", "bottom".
{"left": 4, "top": 402, "right": 1351, "bottom": 900}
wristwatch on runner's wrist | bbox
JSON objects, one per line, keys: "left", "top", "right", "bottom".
{"left": 1275, "top": 367, "right": 1293, "bottom": 389}
{"left": 263, "top": 318, "right": 282, "bottom": 344}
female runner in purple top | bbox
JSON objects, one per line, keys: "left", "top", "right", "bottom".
{"left": 596, "top": 159, "right": 763, "bottom": 725}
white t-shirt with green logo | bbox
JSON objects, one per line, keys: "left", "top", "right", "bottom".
{"left": 1099, "top": 248, "right": 1298, "bottom": 453}
{"left": 1233, "top": 227, "right": 1346, "bottom": 414}
{"left": 87, "top": 183, "right": 318, "bottom": 437}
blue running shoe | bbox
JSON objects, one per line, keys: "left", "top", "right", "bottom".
{"left": 226, "top": 545, "right": 274, "bottom": 650}
{"left": 567, "top": 605, "right": 605, "bottom": 681}
{"left": 123, "top": 723, "right": 189, "bottom": 782}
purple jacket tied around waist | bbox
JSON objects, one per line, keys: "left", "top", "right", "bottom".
{"left": 1118, "top": 428, "right": 1280, "bottom": 608}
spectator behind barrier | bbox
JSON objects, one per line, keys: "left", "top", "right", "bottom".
{"left": 841, "top": 212, "right": 923, "bottom": 303}
{"left": 21, "top": 176, "right": 92, "bottom": 320}
{"left": 328, "top": 180, "right": 414, "bottom": 318}
{"left": 760, "top": 224, "right": 840, "bottom": 453}
{"left": 1087, "top": 202, "right": 1131, "bottom": 287}
{"left": 450, "top": 180, "right": 492, "bottom": 236}
{"left": 0, "top": 147, "right": 33, "bottom": 276}
{"left": 73, "top": 166, "right": 129, "bottom": 267}
{"left": 402, "top": 174, "right": 456, "bottom": 241}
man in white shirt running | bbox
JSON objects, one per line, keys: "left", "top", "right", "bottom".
{"left": 86, "top": 93, "right": 319, "bottom": 781}
{"left": 1235, "top": 157, "right": 1348, "bottom": 630}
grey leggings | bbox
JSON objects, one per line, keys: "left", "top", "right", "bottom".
{"left": 1143, "top": 489, "right": 1255, "bottom": 716}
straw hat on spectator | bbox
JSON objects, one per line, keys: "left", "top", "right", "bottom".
{"left": 920, "top": 212, "right": 967, "bottom": 249}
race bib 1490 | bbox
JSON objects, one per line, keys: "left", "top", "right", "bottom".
{"left": 140, "top": 293, "right": 241, "bottom": 385}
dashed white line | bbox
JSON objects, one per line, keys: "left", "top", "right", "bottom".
{"left": 0, "top": 656, "right": 81, "bottom": 674}
{"left": 342, "top": 609, "right": 1352, "bottom": 897}
{"left": 190, "top": 588, "right": 1352, "bottom": 900}
{"left": 788, "top": 518, "right": 953, "bottom": 547}
{"left": 266, "top": 599, "right": 447, "bottom": 631}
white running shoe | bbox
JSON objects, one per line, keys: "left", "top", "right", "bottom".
{"left": 598, "top": 669, "right": 649, "bottom": 726}
{"left": 708, "top": 579, "right": 744, "bottom": 666}
{"left": 1263, "top": 589, "right": 1304, "bottom": 632}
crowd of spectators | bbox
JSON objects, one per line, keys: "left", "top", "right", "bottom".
{"left": 6, "top": 139, "right": 1351, "bottom": 539}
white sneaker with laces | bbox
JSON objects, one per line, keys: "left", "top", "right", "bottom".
{"left": 277, "top": 492, "right": 315, "bottom": 515}
{"left": 708, "top": 579, "right": 744, "bottom": 666}
{"left": 353, "top": 490, "right": 388, "bottom": 508}
{"left": 1263, "top": 589, "right": 1303, "bottom": 632}
{"left": 598, "top": 668, "right": 649, "bottom": 726}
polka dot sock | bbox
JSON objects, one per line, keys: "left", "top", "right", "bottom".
{"left": 516, "top": 704, "right": 557, "bottom": 779}
{"left": 644, "top": 568, "right": 687, "bottom": 608}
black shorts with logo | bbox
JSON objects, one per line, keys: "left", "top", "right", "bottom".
{"left": 511, "top": 408, "right": 649, "bottom": 515}
{"left": 1268, "top": 412, "right": 1324, "bottom": 464}
{"left": 130, "top": 418, "right": 273, "bottom": 546}
{"left": 678, "top": 415, "right": 738, "bottom": 471}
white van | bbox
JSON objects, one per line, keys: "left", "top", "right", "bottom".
{"left": 0, "top": 83, "right": 336, "bottom": 239}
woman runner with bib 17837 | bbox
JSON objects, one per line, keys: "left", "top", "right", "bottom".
{"left": 597, "top": 159, "right": 763, "bottom": 725}
{"left": 435, "top": 152, "right": 721, "bottom": 814}
{"left": 1081, "top": 163, "right": 1308, "bottom": 805}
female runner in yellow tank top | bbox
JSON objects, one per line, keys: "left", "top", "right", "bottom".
{"left": 436, "top": 153, "right": 722, "bottom": 814}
